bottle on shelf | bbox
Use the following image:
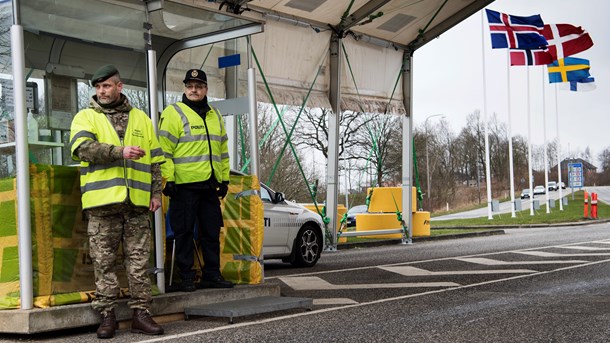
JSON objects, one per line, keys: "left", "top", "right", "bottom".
{"left": 27, "top": 108, "right": 38, "bottom": 143}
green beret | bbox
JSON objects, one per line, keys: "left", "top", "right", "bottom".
{"left": 91, "top": 64, "right": 119, "bottom": 86}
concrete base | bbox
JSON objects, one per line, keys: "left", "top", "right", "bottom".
{"left": 0, "top": 283, "right": 280, "bottom": 334}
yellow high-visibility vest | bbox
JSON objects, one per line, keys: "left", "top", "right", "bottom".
{"left": 70, "top": 108, "right": 165, "bottom": 209}
{"left": 158, "top": 102, "right": 229, "bottom": 184}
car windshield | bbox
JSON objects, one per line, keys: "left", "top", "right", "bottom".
{"left": 348, "top": 205, "right": 368, "bottom": 215}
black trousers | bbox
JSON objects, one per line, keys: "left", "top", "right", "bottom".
{"left": 169, "top": 186, "right": 223, "bottom": 281}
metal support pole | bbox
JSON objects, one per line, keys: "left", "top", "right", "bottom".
{"left": 326, "top": 34, "right": 342, "bottom": 250}
{"left": 401, "top": 51, "right": 413, "bottom": 243}
{"left": 12, "top": 10, "right": 34, "bottom": 308}
{"left": 247, "top": 39, "right": 259, "bottom": 178}
{"left": 225, "top": 39, "right": 239, "bottom": 170}
{"left": 146, "top": 48, "right": 165, "bottom": 294}
{"left": 246, "top": 37, "right": 263, "bottom": 277}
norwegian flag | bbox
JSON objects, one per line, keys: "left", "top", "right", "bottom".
{"left": 486, "top": 9, "right": 548, "bottom": 49}
{"left": 510, "top": 49, "right": 553, "bottom": 66}
{"left": 542, "top": 24, "right": 594, "bottom": 61}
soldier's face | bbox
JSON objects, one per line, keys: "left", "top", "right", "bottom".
{"left": 95, "top": 79, "right": 122, "bottom": 105}
{"left": 184, "top": 81, "right": 207, "bottom": 102}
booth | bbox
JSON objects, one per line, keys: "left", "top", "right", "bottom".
{"left": 1, "top": 0, "right": 264, "bottom": 310}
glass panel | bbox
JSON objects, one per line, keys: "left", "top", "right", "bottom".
{"left": 165, "top": 36, "right": 250, "bottom": 104}
{"left": 20, "top": 0, "right": 146, "bottom": 51}
{"left": 151, "top": 1, "right": 258, "bottom": 41}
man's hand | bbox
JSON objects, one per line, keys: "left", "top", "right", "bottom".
{"left": 123, "top": 146, "right": 146, "bottom": 160}
{"left": 149, "top": 196, "right": 161, "bottom": 212}
{"left": 218, "top": 182, "right": 229, "bottom": 199}
{"left": 163, "top": 182, "right": 176, "bottom": 198}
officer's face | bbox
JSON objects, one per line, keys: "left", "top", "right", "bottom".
{"left": 184, "top": 81, "right": 207, "bottom": 102}
{"left": 95, "top": 78, "right": 122, "bottom": 105}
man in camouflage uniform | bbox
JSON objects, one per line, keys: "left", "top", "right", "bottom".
{"left": 69, "top": 65, "right": 165, "bottom": 339}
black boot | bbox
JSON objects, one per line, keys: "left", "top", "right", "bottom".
{"left": 96, "top": 309, "right": 118, "bottom": 339}
{"left": 198, "top": 275, "right": 234, "bottom": 289}
{"left": 131, "top": 309, "right": 164, "bottom": 335}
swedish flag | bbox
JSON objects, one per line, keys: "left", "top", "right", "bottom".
{"left": 548, "top": 57, "right": 591, "bottom": 83}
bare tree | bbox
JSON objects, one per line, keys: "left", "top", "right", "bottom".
{"left": 294, "top": 107, "right": 373, "bottom": 163}
{"left": 351, "top": 113, "right": 402, "bottom": 187}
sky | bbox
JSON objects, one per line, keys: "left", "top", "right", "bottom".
{"left": 412, "top": 0, "right": 610, "bottom": 168}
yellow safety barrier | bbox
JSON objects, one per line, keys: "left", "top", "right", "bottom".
{"left": 412, "top": 211, "right": 431, "bottom": 237}
{"left": 367, "top": 187, "right": 417, "bottom": 213}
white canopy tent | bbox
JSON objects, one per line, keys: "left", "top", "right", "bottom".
{"left": 198, "top": 0, "right": 494, "bottom": 248}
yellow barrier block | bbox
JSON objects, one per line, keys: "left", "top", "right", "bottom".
{"left": 413, "top": 211, "right": 431, "bottom": 237}
{"left": 355, "top": 213, "right": 403, "bottom": 239}
{"left": 367, "top": 187, "right": 417, "bottom": 213}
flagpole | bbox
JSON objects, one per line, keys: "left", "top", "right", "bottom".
{"left": 506, "top": 51, "right": 516, "bottom": 218}
{"left": 555, "top": 83, "right": 564, "bottom": 210}
{"left": 482, "top": 10, "right": 493, "bottom": 220}
{"left": 527, "top": 68, "right": 534, "bottom": 216}
{"left": 542, "top": 69, "right": 550, "bottom": 213}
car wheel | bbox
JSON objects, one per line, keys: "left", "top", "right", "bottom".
{"left": 290, "top": 224, "right": 321, "bottom": 267}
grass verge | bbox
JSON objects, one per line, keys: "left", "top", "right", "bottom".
{"left": 431, "top": 190, "right": 608, "bottom": 227}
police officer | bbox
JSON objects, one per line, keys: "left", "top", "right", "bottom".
{"left": 69, "top": 64, "right": 165, "bottom": 339}
{"left": 159, "top": 68, "right": 232, "bottom": 291}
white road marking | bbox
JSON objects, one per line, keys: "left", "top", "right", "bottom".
{"left": 278, "top": 276, "right": 458, "bottom": 291}
{"left": 313, "top": 298, "right": 358, "bottom": 305}
{"left": 380, "top": 266, "right": 536, "bottom": 276}
{"left": 556, "top": 245, "right": 610, "bottom": 251}
{"left": 515, "top": 251, "right": 610, "bottom": 257}
{"left": 456, "top": 257, "right": 587, "bottom": 265}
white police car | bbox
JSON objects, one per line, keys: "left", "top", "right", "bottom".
{"left": 259, "top": 182, "right": 325, "bottom": 267}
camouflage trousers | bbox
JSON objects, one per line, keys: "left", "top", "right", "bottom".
{"left": 86, "top": 206, "right": 152, "bottom": 313}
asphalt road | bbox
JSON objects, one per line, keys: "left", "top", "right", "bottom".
{"left": 434, "top": 186, "right": 610, "bottom": 221}
{"left": 12, "top": 221, "right": 610, "bottom": 342}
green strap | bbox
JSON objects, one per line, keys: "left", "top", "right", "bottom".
{"left": 199, "top": 44, "right": 214, "bottom": 69}
{"left": 267, "top": 59, "right": 326, "bottom": 184}
{"left": 249, "top": 43, "right": 332, "bottom": 242}
{"left": 342, "top": 43, "right": 384, "bottom": 184}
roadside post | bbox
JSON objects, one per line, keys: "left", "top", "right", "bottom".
{"left": 583, "top": 190, "right": 589, "bottom": 219}
{"left": 591, "top": 192, "right": 598, "bottom": 219}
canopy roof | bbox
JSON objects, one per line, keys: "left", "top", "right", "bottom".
{"left": 198, "top": 0, "right": 494, "bottom": 51}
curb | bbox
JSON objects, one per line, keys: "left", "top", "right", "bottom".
{"left": 336, "top": 229, "right": 506, "bottom": 250}
{"left": 432, "top": 218, "right": 610, "bottom": 230}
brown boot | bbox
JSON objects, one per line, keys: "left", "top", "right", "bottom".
{"left": 131, "top": 309, "right": 164, "bottom": 335}
{"left": 96, "top": 309, "right": 118, "bottom": 339}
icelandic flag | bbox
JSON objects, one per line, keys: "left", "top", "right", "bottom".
{"left": 510, "top": 49, "right": 553, "bottom": 66}
{"left": 547, "top": 57, "right": 591, "bottom": 83}
{"left": 559, "top": 76, "right": 596, "bottom": 92}
{"left": 543, "top": 24, "right": 594, "bottom": 61}
{"left": 486, "top": 9, "right": 548, "bottom": 49}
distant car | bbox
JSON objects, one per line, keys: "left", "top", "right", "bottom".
{"left": 520, "top": 189, "right": 531, "bottom": 199}
{"left": 560, "top": 181, "right": 566, "bottom": 189}
{"left": 533, "top": 185, "right": 546, "bottom": 195}
{"left": 547, "top": 181, "right": 558, "bottom": 191}
{"left": 346, "top": 204, "right": 368, "bottom": 228}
